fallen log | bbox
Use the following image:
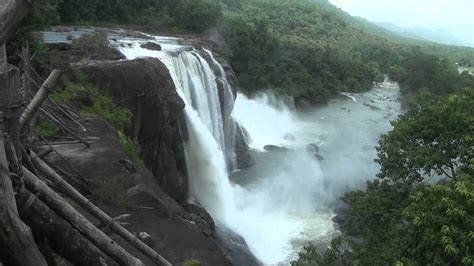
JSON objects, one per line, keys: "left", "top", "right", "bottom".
{"left": 17, "top": 188, "right": 119, "bottom": 266}
{"left": 20, "top": 69, "right": 63, "bottom": 130}
{"left": 0, "top": 165, "right": 48, "bottom": 265}
{"left": 23, "top": 167, "right": 145, "bottom": 266}
{"left": 30, "top": 151, "right": 173, "bottom": 266}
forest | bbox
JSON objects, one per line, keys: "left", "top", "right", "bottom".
{"left": 10, "top": 0, "right": 474, "bottom": 104}
{"left": 3, "top": 0, "right": 474, "bottom": 265}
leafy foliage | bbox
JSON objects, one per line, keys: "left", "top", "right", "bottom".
{"left": 220, "top": 0, "right": 474, "bottom": 103}
{"left": 294, "top": 88, "right": 474, "bottom": 265}
{"left": 376, "top": 89, "right": 474, "bottom": 184}
{"left": 57, "top": 0, "right": 221, "bottom": 32}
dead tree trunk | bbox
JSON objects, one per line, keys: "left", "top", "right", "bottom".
{"left": 0, "top": 44, "right": 47, "bottom": 265}
{"left": 17, "top": 187, "right": 119, "bottom": 266}
{"left": 22, "top": 167, "right": 145, "bottom": 266}
{"left": 30, "top": 152, "right": 173, "bottom": 266}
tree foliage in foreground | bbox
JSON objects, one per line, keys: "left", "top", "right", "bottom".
{"left": 293, "top": 88, "right": 474, "bottom": 265}
{"left": 376, "top": 89, "right": 474, "bottom": 184}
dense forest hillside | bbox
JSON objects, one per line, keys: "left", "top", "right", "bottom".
{"left": 9, "top": 0, "right": 474, "bottom": 104}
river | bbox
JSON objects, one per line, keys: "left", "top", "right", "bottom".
{"left": 231, "top": 82, "right": 401, "bottom": 264}
{"left": 58, "top": 31, "right": 402, "bottom": 265}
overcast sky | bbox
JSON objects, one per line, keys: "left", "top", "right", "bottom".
{"left": 329, "top": 0, "right": 474, "bottom": 44}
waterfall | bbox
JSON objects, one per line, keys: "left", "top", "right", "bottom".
{"left": 117, "top": 37, "right": 402, "bottom": 265}
{"left": 117, "top": 40, "right": 238, "bottom": 221}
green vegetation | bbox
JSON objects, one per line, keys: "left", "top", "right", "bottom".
{"left": 50, "top": 80, "right": 82, "bottom": 103}
{"left": 81, "top": 88, "right": 132, "bottom": 132}
{"left": 219, "top": 0, "right": 474, "bottom": 103}
{"left": 94, "top": 175, "right": 133, "bottom": 208}
{"left": 52, "top": 71, "right": 144, "bottom": 167}
{"left": 10, "top": 0, "right": 474, "bottom": 104}
{"left": 57, "top": 0, "right": 222, "bottom": 32}
{"left": 36, "top": 121, "right": 59, "bottom": 137}
{"left": 118, "top": 132, "right": 144, "bottom": 168}
{"left": 293, "top": 89, "right": 474, "bottom": 265}
{"left": 183, "top": 257, "right": 201, "bottom": 266}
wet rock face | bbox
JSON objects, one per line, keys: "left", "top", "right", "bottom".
{"left": 81, "top": 58, "right": 188, "bottom": 203}
{"left": 235, "top": 123, "right": 255, "bottom": 169}
{"left": 140, "top": 42, "right": 161, "bottom": 51}
{"left": 40, "top": 117, "right": 230, "bottom": 265}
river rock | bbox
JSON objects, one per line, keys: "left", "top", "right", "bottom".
{"left": 264, "top": 145, "right": 289, "bottom": 152}
{"left": 235, "top": 123, "right": 255, "bottom": 169}
{"left": 138, "top": 232, "right": 154, "bottom": 247}
{"left": 140, "top": 42, "right": 161, "bottom": 51}
{"left": 306, "top": 143, "right": 320, "bottom": 153}
{"left": 71, "top": 89, "right": 93, "bottom": 107}
{"left": 314, "top": 154, "right": 324, "bottom": 161}
{"left": 184, "top": 203, "right": 216, "bottom": 232}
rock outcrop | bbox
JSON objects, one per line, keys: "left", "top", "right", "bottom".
{"left": 39, "top": 117, "right": 230, "bottom": 265}
{"left": 81, "top": 58, "right": 188, "bottom": 203}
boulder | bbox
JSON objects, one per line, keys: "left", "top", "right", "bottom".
{"left": 81, "top": 58, "right": 188, "bottom": 203}
{"left": 314, "top": 154, "right": 324, "bottom": 161}
{"left": 138, "top": 232, "right": 154, "bottom": 247}
{"left": 72, "top": 89, "right": 93, "bottom": 107}
{"left": 306, "top": 143, "right": 320, "bottom": 153}
{"left": 184, "top": 203, "right": 216, "bottom": 232}
{"left": 42, "top": 117, "right": 230, "bottom": 265}
{"left": 140, "top": 42, "right": 161, "bottom": 51}
{"left": 235, "top": 123, "right": 254, "bottom": 169}
{"left": 264, "top": 145, "right": 289, "bottom": 152}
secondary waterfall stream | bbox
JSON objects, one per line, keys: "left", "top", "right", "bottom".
{"left": 116, "top": 36, "right": 402, "bottom": 265}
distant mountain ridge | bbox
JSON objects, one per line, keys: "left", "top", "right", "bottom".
{"left": 374, "top": 21, "right": 473, "bottom": 47}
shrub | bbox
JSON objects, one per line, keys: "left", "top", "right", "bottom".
{"left": 94, "top": 175, "right": 133, "bottom": 209}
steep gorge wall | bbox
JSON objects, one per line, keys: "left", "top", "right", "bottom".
{"left": 81, "top": 58, "right": 189, "bottom": 202}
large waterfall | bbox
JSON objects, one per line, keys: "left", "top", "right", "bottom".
{"left": 117, "top": 36, "right": 402, "bottom": 265}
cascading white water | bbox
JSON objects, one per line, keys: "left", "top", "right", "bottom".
{"left": 117, "top": 36, "right": 402, "bottom": 265}
{"left": 204, "top": 49, "right": 238, "bottom": 170}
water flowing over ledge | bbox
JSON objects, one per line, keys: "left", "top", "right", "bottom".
{"left": 116, "top": 35, "right": 402, "bottom": 264}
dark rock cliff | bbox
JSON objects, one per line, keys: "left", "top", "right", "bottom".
{"left": 81, "top": 58, "right": 189, "bottom": 203}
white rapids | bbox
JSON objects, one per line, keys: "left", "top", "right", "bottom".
{"left": 116, "top": 36, "right": 402, "bottom": 265}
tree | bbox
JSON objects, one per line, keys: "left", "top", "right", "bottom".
{"left": 293, "top": 89, "right": 474, "bottom": 265}
{"left": 173, "top": 0, "right": 222, "bottom": 32}
{"left": 376, "top": 88, "right": 474, "bottom": 184}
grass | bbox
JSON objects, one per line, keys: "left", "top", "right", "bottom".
{"left": 50, "top": 80, "right": 82, "bottom": 103}
{"left": 118, "top": 131, "right": 144, "bottom": 168}
{"left": 183, "top": 258, "right": 200, "bottom": 266}
{"left": 82, "top": 88, "right": 132, "bottom": 132}
{"left": 36, "top": 121, "right": 59, "bottom": 137}
{"left": 52, "top": 70, "right": 143, "bottom": 166}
